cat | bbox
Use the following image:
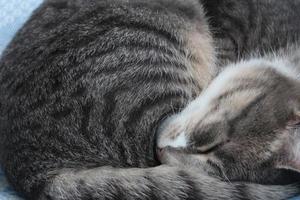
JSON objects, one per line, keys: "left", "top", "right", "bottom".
{"left": 0, "top": 0, "right": 300, "bottom": 200}
{"left": 157, "top": 44, "right": 300, "bottom": 190}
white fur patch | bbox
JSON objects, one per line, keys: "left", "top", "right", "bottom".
{"left": 158, "top": 131, "right": 187, "bottom": 148}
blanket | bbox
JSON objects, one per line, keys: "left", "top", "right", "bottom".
{"left": 0, "top": 0, "right": 299, "bottom": 199}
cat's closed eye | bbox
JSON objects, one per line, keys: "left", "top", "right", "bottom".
{"left": 194, "top": 140, "right": 228, "bottom": 154}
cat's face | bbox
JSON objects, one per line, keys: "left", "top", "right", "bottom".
{"left": 157, "top": 60, "right": 300, "bottom": 183}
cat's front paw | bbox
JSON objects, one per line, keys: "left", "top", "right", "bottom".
{"left": 157, "top": 115, "right": 188, "bottom": 149}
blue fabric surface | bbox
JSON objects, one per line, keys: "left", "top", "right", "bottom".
{"left": 0, "top": 0, "right": 299, "bottom": 199}
{"left": 0, "top": 0, "right": 43, "bottom": 54}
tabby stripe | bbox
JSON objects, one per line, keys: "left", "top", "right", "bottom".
{"left": 112, "top": 22, "right": 183, "bottom": 53}
{"left": 79, "top": 100, "right": 94, "bottom": 144}
{"left": 24, "top": 18, "right": 183, "bottom": 78}
{"left": 79, "top": 51, "right": 186, "bottom": 84}
{"left": 90, "top": 51, "right": 187, "bottom": 80}
{"left": 228, "top": 93, "right": 268, "bottom": 136}
{"left": 144, "top": 171, "right": 161, "bottom": 200}
{"left": 245, "top": 0, "right": 258, "bottom": 31}
{"left": 101, "top": 86, "right": 130, "bottom": 137}
{"left": 92, "top": 60, "right": 188, "bottom": 78}
{"left": 117, "top": 143, "right": 132, "bottom": 166}
{"left": 100, "top": 41, "right": 179, "bottom": 60}
{"left": 124, "top": 91, "right": 189, "bottom": 134}
{"left": 68, "top": 27, "right": 112, "bottom": 49}
{"left": 71, "top": 24, "right": 181, "bottom": 54}
{"left": 13, "top": 26, "right": 186, "bottom": 96}
{"left": 239, "top": 0, "right": 262, "bottom": 52}
{"left": 110, "top": 180, "right": 125, "bottom": 200}
{"left": 235, "top": 184, "right": 251, "bottom": 200}
{"left": 38, "top": 13, "right": 120, "bottom": 49}
{"left": 220, "top": 29, "right": 240, "bottom": 57}
{"left": 177, "top": 170, "right": 202, "bottom": 200}
{"left": 132, "top": 70, "right": 191, "bottom": 86}
{"left": 72, "top": 9, "right": 182, "bottom": 48}
{"left": 219, "top": 2, "right": 254, "bottom": 49}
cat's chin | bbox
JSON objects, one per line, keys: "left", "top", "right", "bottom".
{"left": 156, "top": 148, "right": 164, "bottom": 163}
{"left": 155, "top": 147, "right": 182, "bottom": 164}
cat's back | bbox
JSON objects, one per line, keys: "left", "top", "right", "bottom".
{"left": 0, "top": 0, "right": 215, "bottom": 195}
{"left": 201, "top": 0, "right": 300, "bottom": 64}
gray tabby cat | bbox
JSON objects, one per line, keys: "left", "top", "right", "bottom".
{"left": 0, "top": 0, "right": 299, "bottom": 200}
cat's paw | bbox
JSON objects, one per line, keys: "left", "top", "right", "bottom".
{"left": 157, "top": 115, "right": 188, "bottom": 149}
{"left": 156, "top": 105, "right": 229, "bottom": 155}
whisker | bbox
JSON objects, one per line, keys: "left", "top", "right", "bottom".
{"left": 207, "top": 159, "right": 233, "bottom": 185}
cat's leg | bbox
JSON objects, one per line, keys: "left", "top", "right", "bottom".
{"left": 38, "top": 165, "right": 299, "bottom": 200}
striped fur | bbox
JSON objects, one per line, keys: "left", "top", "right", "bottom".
{"left": 201, "top": 0, "right": 300, "bottom": 65}
{"left": 0, "top": 0, "right": 217, "bottom": 199}
{"left": 39, "top": 165, "right": 299, "bottom": 200}
{"left": 0, "top": 0, "right": 300, "bottom": 199}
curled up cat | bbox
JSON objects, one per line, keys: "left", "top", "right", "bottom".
{"left": 0, "top": 0, "right": 300, "bottom": 199}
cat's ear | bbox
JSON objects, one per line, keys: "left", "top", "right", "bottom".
{"left": 275, "top": 109, "right": 300, "bottom": 173}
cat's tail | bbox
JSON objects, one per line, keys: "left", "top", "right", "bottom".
{"left": 38, "top": 165, "right": 299, "bottom": 200}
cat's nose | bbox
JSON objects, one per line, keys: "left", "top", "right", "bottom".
{"left": 156, "top": 148, "right": 165, "bottom": 162}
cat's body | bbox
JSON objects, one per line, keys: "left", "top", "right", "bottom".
{"left": 0, "top": 0, "right": 217, "bottom": 198}
{"left": 0, "top": 0, "right": 300, "bottom": 199}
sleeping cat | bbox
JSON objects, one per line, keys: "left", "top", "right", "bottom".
{"left": 157, "top": 44, "right": 300, "bottom": 189}
{"left": 0, "top": 0, "right": 300, "bottom": 199}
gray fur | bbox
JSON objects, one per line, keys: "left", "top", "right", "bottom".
{"left": 0, "top": 0, "right": 300, "bottom": 199}
{"left": 39, "top": 165, "right": 299, "bottom": 200}
{"left": 202, "top": 0, "right": 300, "bottom": 65}
{"left": 0, "top": 0, "right": 212, "bottom": 198}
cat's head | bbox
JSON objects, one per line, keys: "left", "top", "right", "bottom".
{"left": 157, "top": 60, "right": 300, "bottom": 183}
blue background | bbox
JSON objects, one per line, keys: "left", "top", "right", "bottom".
{"left": 0, "top": 0, "right": 299, "bottom": 199}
